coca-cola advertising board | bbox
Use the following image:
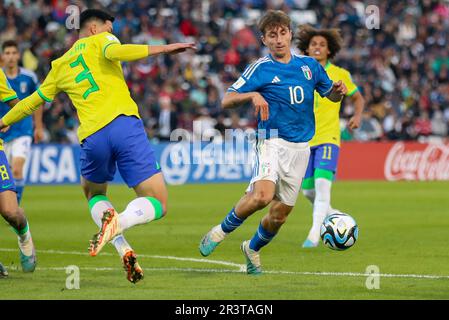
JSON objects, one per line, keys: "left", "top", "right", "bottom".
{"left": 338, "top": 142, "right": 449, "bottom": 181}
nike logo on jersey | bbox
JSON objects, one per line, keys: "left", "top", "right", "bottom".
{"left": 271, "top": 76, "right": 281, "bottom": 83}
{"left": 2, "top": 184, "right": 13, "bottom": 189}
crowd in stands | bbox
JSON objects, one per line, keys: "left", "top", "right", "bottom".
{"left": 1, "top": 0, "right": 448, "bottom": 143}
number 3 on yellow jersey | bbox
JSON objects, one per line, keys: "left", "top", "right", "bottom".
{"left": 69, "top": 54, "right": 99, "bottom": 100}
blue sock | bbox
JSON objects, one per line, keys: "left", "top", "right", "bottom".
{"left": 249, "top": 223, "right": 276, "bottom": 251}
{"left": 15, "top": 179, "right": 25, "bottom": 205}
{"left": 220, "top": 208, "right": 245, "bottom": 233}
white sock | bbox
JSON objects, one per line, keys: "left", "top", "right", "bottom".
{"left": 118, "top": 197, "right": 163, "bottom": 231}
{"left": 89, "top": 196, "right": 132, "bottom": 256}
{"left": 211, "top": 225, "right": 227, "bottom": 242}
{"left": 307, "top": 178, "right": 332, "bottom": 243}
{"left": 17, "top": 223, "right": 33, "bottom": 256}
{"left": 18, "top": 229, "right": 31, "bottom": 243}
{"left": 303, "top": 188, "right": 337, "bottom": 216}
{"left": 110, "top": 236, "right": 132, "bottom": 257}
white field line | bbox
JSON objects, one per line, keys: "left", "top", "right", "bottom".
{"left": 1, "top": 248, "right": 449, "bottom": 280}
{"left": 7, "top": 266, "right": 449, "bottom": 280}
{"left": 0, "top": 248, "right": 245, "bottom": 270}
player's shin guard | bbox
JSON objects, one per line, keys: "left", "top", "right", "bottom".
{"left": 118, "top": 197, "right": 163, "bottom": 231}
{"left": 220, "top": 207, "right": 245, "bottom": 234}
{"left": 198, "top": 208, "right": 242, "bottom": 257}
{"left": 308, "top": 178, "right": 332, "bottom": 243}
{"left": 88, "top": 195, "right": 132, "bottom": 256}
{"left": 249, "top": 223, "right": 276, "bottom": 251}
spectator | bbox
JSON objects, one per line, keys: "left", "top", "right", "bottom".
{"left": 354, "top": 110, "right": 383, "bottom": 141}
{"left": 383, "top": 108, "right": 401, "bottom": 140}
{"left": 0, "top": 0, "right": 447, "bottom": 143}
{"left": 214, "top": 113, "right": 229, "bottom": 139}
{"left": 156, "top": 95, "right": 178, "bottom": 142}
{"left": 414, "top": 111, "right": 432, "bottom": 138}
{"left": 193, "top": 108, "right": 216, "bottom": 141}
{"left": 431, "top": 110, "right": 448, "bottom": 137}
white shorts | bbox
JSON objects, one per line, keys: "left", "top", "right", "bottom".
{"left": 246, "top": 138, "right": 310, "bottom": 206}
{"left": 4, "top": 136, "right": 32, "bottom": 162}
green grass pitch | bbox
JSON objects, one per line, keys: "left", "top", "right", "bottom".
{"left": 0, "top": 181, "right": 449, "bottom": 299}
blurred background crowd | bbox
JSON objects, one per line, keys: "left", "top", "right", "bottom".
{"left": 0, "top": 0, "right": 448, "bottom": 144}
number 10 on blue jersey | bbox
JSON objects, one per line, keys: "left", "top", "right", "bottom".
{"left": 289, "top": 86, "right": 304, "bottom": 104}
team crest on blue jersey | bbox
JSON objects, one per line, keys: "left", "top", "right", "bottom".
{"left": 20, "top": 81, "right": 27, "bottom": 94}
{"left": 301, "top": 65, "right": 312, "bottom": 80}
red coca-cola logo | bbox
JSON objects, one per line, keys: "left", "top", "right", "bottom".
{"left": 384, "top": 142, "right": 449, "bottom": 181}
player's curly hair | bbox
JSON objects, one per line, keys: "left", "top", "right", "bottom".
{"left": 296, "top": 25, "right": 343, "bottom": 59}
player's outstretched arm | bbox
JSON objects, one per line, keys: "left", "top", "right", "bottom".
{"left": 151, "top": 43, "right": 197, "bottom": 55}
{"left": 0, "top": 91, "right": 43, "bottom": 130}
{"left": 222, "top": 91, "right": 269, "bottom": 121}
{"left": 327, "top": 80, "right": 347, "bottom": 102}
{"left": 104, "top": 43, "right": 196, "bottom": 62}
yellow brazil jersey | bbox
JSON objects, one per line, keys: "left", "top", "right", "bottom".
{"left": 36, "top": 32, "right": 140, "bottom": 142}
{"left": 310, "top": 61, "right": 358, "bottom": 147}
{"left": 0, "top": 69, "right": 18, "bottom": 150}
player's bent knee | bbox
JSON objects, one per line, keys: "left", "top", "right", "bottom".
{"left": 1, "top": 207, "right": 24, "bottom": 228}
{"left": 1, "top": 207, "right": 16, "bottom": 219}
{"left": 81, "top": 183, "right": 93, "bottom": 199}
{"left": 270, "top": 214, "right": 288, "bottom": 226}
{"left": 251, "top": 192, "right": 272, "bottom": 209}
{"left": 0, "top": 200, "right": 20, "bottom": 215}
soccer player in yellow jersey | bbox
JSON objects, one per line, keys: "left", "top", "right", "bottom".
{"left": 296, "top": 25, "right": 365, "bottom": 247}
{"left": 0, "top": 69, "right": 36, "bottom": 274}
{"left": 0, "top": 9, "right": 196, "bottom": 283}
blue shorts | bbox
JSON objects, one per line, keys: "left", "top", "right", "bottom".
{"left": 304, "top": 143, "right": 340, "bottom": 180}
{"left": 80, "top": 115, "right": 161, "bottom": 188}
{"left": 0, "top": 150, "right": 15, "bottom": 193}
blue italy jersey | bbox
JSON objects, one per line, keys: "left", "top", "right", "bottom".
{"left": 228, "top": 54, "right": 333, "bottom": 143}
{"left": 0, "top": 68, "right": 39, "bottom": 142}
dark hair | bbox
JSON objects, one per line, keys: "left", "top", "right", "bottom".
{"left": 80, "top": 9, "right": 115, "bottom": 30}
{"left": 2, "top": 40, "right": 19, "bottom": 51}
{"left": 258, "top": 10, "right": 291, "bottom": 35}
{"left": 296, "top": 25, "right": 343, "bottom": 59}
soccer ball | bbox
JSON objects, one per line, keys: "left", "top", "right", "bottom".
{"left": 320, "top": 212, "right": 358, "bottom": 250}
